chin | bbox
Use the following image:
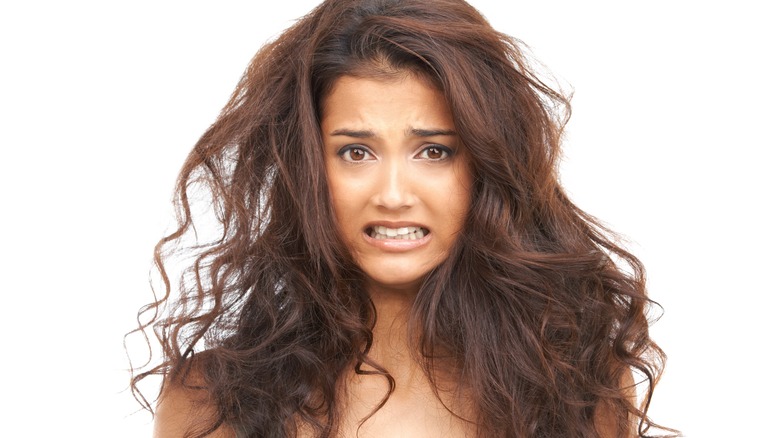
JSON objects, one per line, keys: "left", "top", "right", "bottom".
{"left": 354, "top": 246, "right": 452, "bottom": 295}
{"left": 362, "top": 268, "right": 431, "bottom": 295}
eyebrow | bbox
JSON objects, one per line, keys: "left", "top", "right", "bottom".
{"left": 329, "top": 128, "right": 458, "bottom": 138}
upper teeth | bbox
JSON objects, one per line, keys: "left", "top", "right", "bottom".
{"left": 371, "top": 226, "right": 426, "bottom": 240}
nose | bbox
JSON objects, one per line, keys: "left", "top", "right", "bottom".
{"left": 371, "top": 158, "right": 414, "bottom": 210}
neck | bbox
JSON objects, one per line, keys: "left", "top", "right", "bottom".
{"left": 342, "top": 283, "right": 472, "bottom": 420}
{"left": 366, "top": 284, "right": 417, "bottom": 378}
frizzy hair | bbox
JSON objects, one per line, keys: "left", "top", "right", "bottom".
{"left": 129, "top": 0, "right": 676, "bottom": 436}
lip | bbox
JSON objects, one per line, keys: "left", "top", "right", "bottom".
{"left": 362, "top": 221, "right": 431, "bottom": 252}
{"left": 366, "top": 220, "right": 427, "bottom": 228}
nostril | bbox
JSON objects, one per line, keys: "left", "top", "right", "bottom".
{"left": 373, "top": 180, "right": 414, "bottom": 210}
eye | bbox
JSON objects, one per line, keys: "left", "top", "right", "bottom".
{"left": 416, "top": 145, "right": 452, "bottom": 161}
{"left": 338, "top": 145, "right": 374, "bottom": 162}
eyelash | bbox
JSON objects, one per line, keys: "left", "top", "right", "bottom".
{"left": 416, "top": 145, "right": 452, "bottom": 160}
{"left": 336, "top": 145, "right": 454, "bottom": 162}
{"left": 337, "top": 145, "right": 374, "bottom": 162}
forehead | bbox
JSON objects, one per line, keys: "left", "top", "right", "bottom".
{"left": 319, "top": 75, "right": 454, "bottom": 130}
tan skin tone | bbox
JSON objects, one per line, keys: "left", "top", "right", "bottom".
{"left": 321, "top": 74, "right": 474, "bottom": 437}
{"left": 153, "top": 74, "right": 635, "bottom": 437}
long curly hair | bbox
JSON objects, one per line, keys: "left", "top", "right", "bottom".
{"left": 130, "top": 0, "right": 675, "bottom": 436}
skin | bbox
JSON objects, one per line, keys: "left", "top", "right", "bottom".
{"left": 320, "top": 73, "right": 475, "bottom": 436}
{"left": 154, "top": 73, "right": 476, "bottom": 438}
{"left": 153, "top": 366, "right": 233, "bottom": 438}
{"left": 321, "top": 74, "right": 472, "bottom": 299}
{"left": 152, "top": 74, "right": 634, "bottom": 437}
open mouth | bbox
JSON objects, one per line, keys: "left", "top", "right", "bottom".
{"left": 365, "top": 225, "right": 430, "bottom": 240}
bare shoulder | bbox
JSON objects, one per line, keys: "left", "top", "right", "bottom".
{"left": 153, "top": 364, "right": 235, "bottom": 438}
{"left": 594, "top": 368, "right": 639, "bottom": 438}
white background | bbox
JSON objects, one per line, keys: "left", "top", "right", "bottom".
{"left": 1, "top": 1, "right": 777, "bottom": 436}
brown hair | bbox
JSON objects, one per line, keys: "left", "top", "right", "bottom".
{"left": 130, "top": 0, "right": 676, "bottom": 436}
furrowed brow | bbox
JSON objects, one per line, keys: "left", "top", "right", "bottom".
{"left": 408, "top": 128, "right": 457, "bottom": 137}
{"left": 329, "top": 129, "right": 376, "bottom": 138}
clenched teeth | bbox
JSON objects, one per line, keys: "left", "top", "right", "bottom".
{"left": 368, "top": 226, "right": 428, "bottom": 240}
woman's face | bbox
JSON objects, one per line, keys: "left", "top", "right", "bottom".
{"left": 321, "top": 74, "right": 471, "bottom": 295}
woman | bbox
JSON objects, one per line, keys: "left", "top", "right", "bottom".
{"left": 131, "top": 0, "right": 674, "bottom": 436}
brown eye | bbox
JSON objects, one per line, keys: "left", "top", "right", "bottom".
{"left": 349, "top": 148, "right": 365, "bottom": 161}
{"left": 427, "top": 147, "right": 443, "bottom": 159}
{"left": 338, "top": 145, "right": 374, "bottom": 162}
{"left": 418, "top": 145, "right": 451, "bottom": 160}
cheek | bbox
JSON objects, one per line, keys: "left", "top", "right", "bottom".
{"left": 447, "top": 190, "right": 471, "bottom": 235}
{"left": 328, "top": 188, "right": 348, "bottom": 225}
{"left": 428, "top": 172, "right": 471, "bottom": 246}
{"left": 449, "top": 166, "right": 473, "bottom": 221}
{"left": 326, "top": 174, "right": 363, "bottom": 237}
